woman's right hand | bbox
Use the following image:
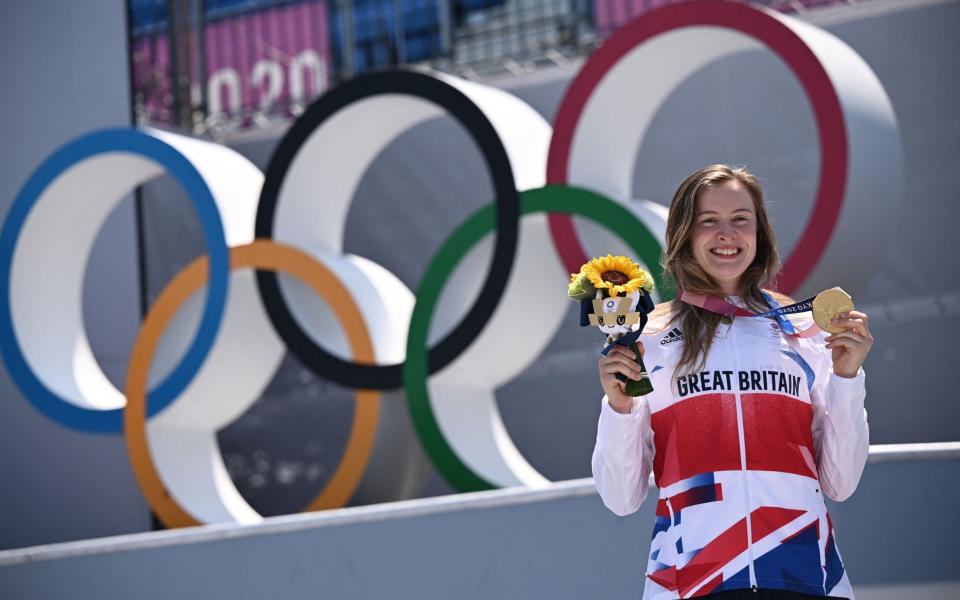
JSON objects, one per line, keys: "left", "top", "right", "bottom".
{"left": 598, "top": 342, "right": 645, "bottom": 414}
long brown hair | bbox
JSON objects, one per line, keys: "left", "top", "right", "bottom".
{"left": 659, "top": 165, "right": 782, "bottom": 376}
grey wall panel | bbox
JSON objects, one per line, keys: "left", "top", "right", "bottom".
{"left": 1, "top": 456, "right": 956, "bottom": 599}
{"left": 0, "top": 1, "right": 150, "bottom": 549}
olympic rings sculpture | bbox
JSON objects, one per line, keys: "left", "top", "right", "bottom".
{"left": 0, "top": 2, "right": 901, "bottom": 527}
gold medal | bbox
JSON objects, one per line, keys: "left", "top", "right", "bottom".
{"left": 812, "top": 287, "right": 855, "bottom": 333}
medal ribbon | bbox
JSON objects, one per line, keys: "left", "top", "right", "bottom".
{"left": 679, "top": 290, "right": 822, "bottom": 338}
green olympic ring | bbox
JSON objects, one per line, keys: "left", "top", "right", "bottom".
{"left": 403, "top": 185, "right": 672, "bottom": 491}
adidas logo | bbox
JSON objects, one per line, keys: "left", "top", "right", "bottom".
{"left": 660, "top": 328, "right": 684, "bottom": 345}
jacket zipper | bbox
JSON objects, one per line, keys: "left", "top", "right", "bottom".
{"left": 665, "top": 497, "right": 676, "bottom": 544}
{"left": 728, "top": 321, "right": 758, "bottom": 589}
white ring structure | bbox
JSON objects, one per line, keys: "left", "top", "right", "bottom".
{"left": 557, "top": 6, "right": 902, "bottom": 297}
{"left": 269, "top": 71, "right": 558, "bottom": 491}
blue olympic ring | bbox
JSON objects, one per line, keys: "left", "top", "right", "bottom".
{"left": 0, "top": 129, "right": 230, "bottom": 433}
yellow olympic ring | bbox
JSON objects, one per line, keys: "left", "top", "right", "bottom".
{"left": 123, "top": 240, "right": 380, "bottom": 528}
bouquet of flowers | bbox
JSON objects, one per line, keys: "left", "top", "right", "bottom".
{"left": 568, "top": 255, "right": 656, "bottom": 396}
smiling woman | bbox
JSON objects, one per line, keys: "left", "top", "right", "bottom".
{"left": 592, "top": 164, "right": 874, "bottom": 599}
{"left": 661, "top": 165, "right": 781, "bottom": 376}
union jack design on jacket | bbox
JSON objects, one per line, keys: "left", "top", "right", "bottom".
{"left": 592, "top": 299, "right": 868, "bottom": 599}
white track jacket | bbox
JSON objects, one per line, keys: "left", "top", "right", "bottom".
{"left": 592, "top": 307, "right": 868, "bottom": 599}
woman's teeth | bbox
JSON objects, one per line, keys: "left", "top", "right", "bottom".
{"left": 711, "top": 248, "right": 740, "bottom": 256}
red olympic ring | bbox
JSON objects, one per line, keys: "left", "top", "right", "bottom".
{"left": 546, "top": 0, "right": 847, "bottom": 294}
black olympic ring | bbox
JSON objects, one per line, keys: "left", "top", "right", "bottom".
{"left": 255, "top": 70, "right": 520, "bottom": 389}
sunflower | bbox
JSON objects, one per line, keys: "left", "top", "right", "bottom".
{"left": 580, "top": 255, "right": 654, "bottom": 298}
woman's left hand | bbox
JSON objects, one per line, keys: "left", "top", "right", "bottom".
{"left": 825, "top": 310, "right": 874, "bottom": 378}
